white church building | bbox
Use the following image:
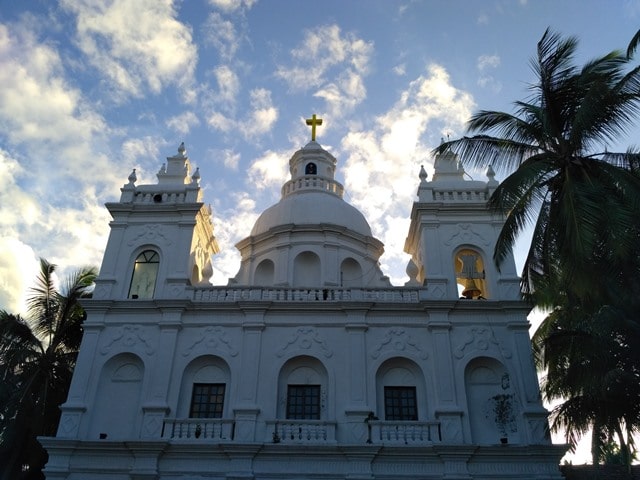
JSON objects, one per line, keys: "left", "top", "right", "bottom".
{"left": 41, "top": 119, "right": 565, "bottom": 479}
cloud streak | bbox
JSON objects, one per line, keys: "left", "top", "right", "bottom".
{"left": 61, "top": 0, "right": 198, "bottom": 101}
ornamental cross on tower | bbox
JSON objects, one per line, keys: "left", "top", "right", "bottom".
{"left": 305, "top": 114, "right": 323, "bottom": 141}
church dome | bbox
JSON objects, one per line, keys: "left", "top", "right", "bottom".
{"left": 250, "top": 190, "right": 373, "bottom": 237}
{"left": 250, "top": 140, "right": 373, "bottom": 238}
{"left": 232, "top": 130, "right": 389, "bottom": 289}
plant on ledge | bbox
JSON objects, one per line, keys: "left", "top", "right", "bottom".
{"left": 488, "top": 393, "right": 518, "bottom": 442}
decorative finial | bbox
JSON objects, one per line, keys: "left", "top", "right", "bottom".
{"left": 178, "top": 142, "right": 186, "bottom": 156}
{"left": 419, "top": 165, "right": 428, "bottom": 183}
{"left": 128, "top": 168, "right": 137, "bottom": 184}
{"left": 191, "top": 166, "right": 201, "bottom": 184}
{"left": 158, "top": 163, "right": 166, "bottom": 174}
{"left": 486, "top": 164, "right": 498, "bottom": 186}
{"left": 305, "top": 114, "right": 323, "bottom": 141}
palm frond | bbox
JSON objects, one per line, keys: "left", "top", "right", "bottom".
{"left": 627, "top": 29, "right": 640, "bottom": 58}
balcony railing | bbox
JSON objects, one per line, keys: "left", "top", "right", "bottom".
{"left": 192, "top": 287, "right": 421, "bottom": 303}
{"left": 266, "top": 420, "right": 337, "bottom": 444}
{"left": 281, "top": 175, "right": 344, "bottom": 198}
{"left": 431, "top": 189, "right": 488, "bottom": 202}
{"left": 161, "top": 418, "right": 235, "bottom": 441}
{"left": 369, "top": 421, "right": 441, "bottom": 445}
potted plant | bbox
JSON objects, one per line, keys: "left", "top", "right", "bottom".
{"left": 488, "top": 393, "right": 517, "bottom": 443}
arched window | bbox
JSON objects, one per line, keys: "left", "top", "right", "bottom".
{"left": 293, "top": 251, "right": 321, "bottom": 287}
{"left": 305, "top": 162, "right": 317, "bottom": 175}
{"left": 454, "top": 248, "right": 487, "bottom": 299}
{"left": 178, "top": 356, "right": 231, "bottom": 419}
{"left": 277, "top": 356, "right": 328, "bottom": 420}
{"left": 375, "top": 358, "right": 426, "bottom": 421}
{"left": 128, "top": 250, "right": 159, "bottom": 299}
{"left": 340, "top": 258, "right": 362, "bottom": 287}
{"left": 254, "top": 259, "right": 275, "bottom": 286}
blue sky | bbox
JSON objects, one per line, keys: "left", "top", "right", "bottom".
{"left": 2, "top": 0, "right": 639, "bottom": 305}
{"left": 2, "top": 0, "right": 639, "bottom": 461}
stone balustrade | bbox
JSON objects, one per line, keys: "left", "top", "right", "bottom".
{"left": 192, "top": 287, "right": 421, "bottom": 303}
{"left": 281, "top": 175, "right": 344, "bottom": 198}
{"left": 369, "top": 421, "right": 441, "bottom": 445}
{"left": 431, "top": 189, "right": 488, "bottom": 202}
{"left": 161, "top": 418, "right": 235, "bottom": 440}
{"left": 266, "top": 420, "right": 337, "bottom": 444}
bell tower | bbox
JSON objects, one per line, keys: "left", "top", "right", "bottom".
{"left": 404, "top": 144, "right": 521, "bottom": 301}
{"left": 92, "top": 143, "right": 219, "bottom": 302}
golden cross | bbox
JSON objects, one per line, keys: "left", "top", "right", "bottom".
{"left": 305, "top": 114, "right": 323, "bottom": 141}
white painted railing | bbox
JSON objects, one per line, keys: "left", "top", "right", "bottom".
{"left": 266, "top": 420, "right": 337, "bottom": 444}
{"left": 431, "top": 189, "right": 488, "bottom": 202}
{"left": 162, "top": 418, "right": 234, "bottom": 440}
{"left": 369, "top": 421, "right": 441, "bottom": 445}
{"left": 281, "top": 175, "right": 344, "bottom": 198}
{"left": 192, "top": 287, "right": 421, "bottom": 303}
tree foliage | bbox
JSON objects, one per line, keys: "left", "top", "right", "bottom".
{"left": 436, "top": 28, "right": 640, "bottom": 465}
{"left": 0, "top": 259, "right": 96, "bottom": 480}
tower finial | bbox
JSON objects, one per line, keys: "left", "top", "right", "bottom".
{"left": 305, "top": 114, "right": 323, "bottom": 141}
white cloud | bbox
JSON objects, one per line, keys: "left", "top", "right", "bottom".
{"left": 0, "top": 19, "right": 132, "bottom": 312}
{"left": 477, "top": 13, "right": 489, "bottom": 25}
{"left": 0, "top": 236, "right": 39, "bottom": 314}
{"left": 166, "top": 111, "right": 200, "bottom": 136}
{"left": 339, "top": 64, "right": 476, "bottom": 284}
{"left": 478, "top": 75, "right": 503, "bottom": 93}
{"left": 393, "top": 64, "right": 407, "bottom": 76}
{"left": 210, "top": 191, "right": 260, "bottom": 285}
{"left": 247, "top": 150, "right": 289, "bottom": 190}
{"left": 207, "top": 111, "right": 235, "bottom": 132}
{"left": 477, "top": 54, "right": 502, "bottom": 92}
{"left": 61, "top": 0, "right": 198, "bottom": 100}
{"left": 222, "top": 149, "right": 241, "bottom": 170}
{"left": 276, "top": 24, "right": 373, "bottom": 118}
{"left": 206, "top": 148, "right": 241, "bottom": 171}
{"left": 203, "top": 12, "right": 241, "bottom": 60}
{"left": 208, "top": 0, "right": 257, "bottom": 13}
{"left": 206, "top": 87, "right": 278, "bottom": 139}
{"left": 249, "top": 89, "right": 278, "bottom": 135}
{"left": 213, "top": 65, "right": 241, "bottom": 105}
{"left": 477, "top": 54, "right": 500, "bottom": 71}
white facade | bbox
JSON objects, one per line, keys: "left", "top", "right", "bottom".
{"left": 41, "top": 139, "right": 565, "bottom": 479}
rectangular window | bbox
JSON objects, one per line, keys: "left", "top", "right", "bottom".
{"left": 384, "top": 386, "right": 418, "bottom": 421}
{"left": 189, "top": 383, "right": 225, "bottom": 418}
{"left": 286, "top": 385, "right": 321, "bottom": 420}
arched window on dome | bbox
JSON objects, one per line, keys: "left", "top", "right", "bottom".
{"left": 254, "top": 259, "right": 275, "bottom": 286}
{"left": 305, "top": 162, "right": 317, "bottom": 175}
{"left": 293, "top": 251, "right": 321, "bottom": 287}
{"left": 454, "top": 248, "right": 488, "bottom": 299}
{"left": 340, "top": 258, "right": 362, "bottom": 287}
{"left": 128, "top": 250, "right": 159, "bottom": 299}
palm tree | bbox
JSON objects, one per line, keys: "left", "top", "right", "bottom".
{"left": 436, "top": 28, "right": 640, "bottom": 464}
{"left": 0, "top": 259, "right": 97, "bottom": 480}
{"left": 627, "top": 29, "right": 640, "bottom": 59}
{"left": 436, "top": 28, "right": 640, "bottom": 297}
{"left": 533, "top": 286, "right": 640, "bottom": 465}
